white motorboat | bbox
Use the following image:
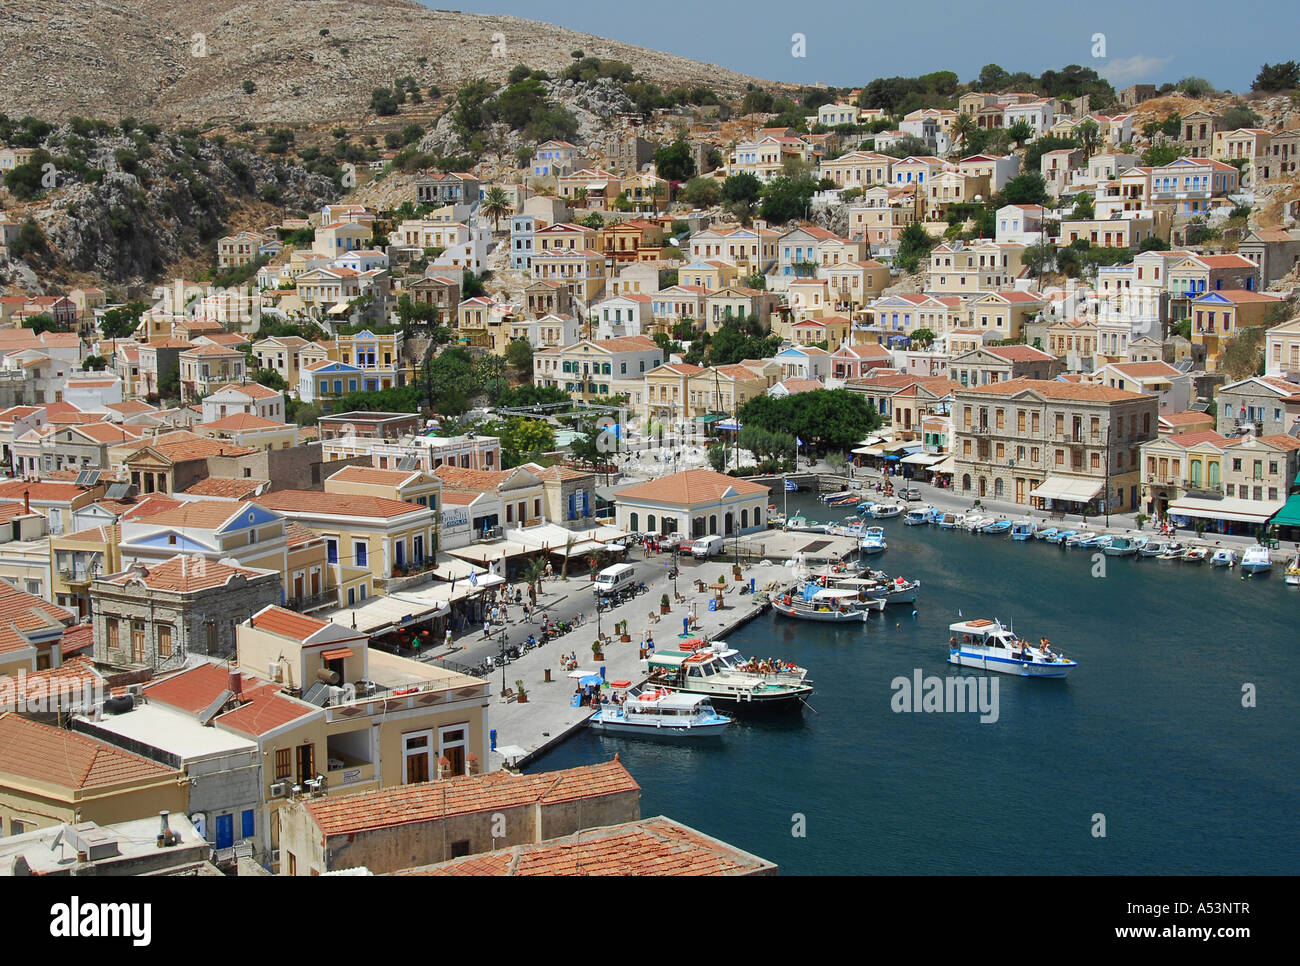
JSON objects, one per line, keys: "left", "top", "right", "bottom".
{"left": 644, "top": 645, "right": 813, "bottom": 712}
{"left": 959, "top": 512, "right": 990, "bottom": 531}
{"left": 772, "top": 586, "right": 886, "bottom": 622}
{"left": 904, "top": 506, "right": 937, "bottom": 526}
{"left": 859, "top": 526, "right": 887, "bottom": 554}
{"left": 1139, "top": 539, "right": 1166, "bottom": 558}
{"left": 1240, "top": 546, "right": 1272, "bottom": 575}
{"left": 1065, "top": 531, "right": 1097, "bottom": 548}
{"left": 589, "top": 689, "right": 732, "bottom": 737}
{"left": 1210, "top": 548, "right": 1238, "bottom": 568}
{"left": 1103, "top": 535, "right": 1138, "bottom": 556}
{"left": 871, "top": 503, "right": 904, "bottom": 519}
{"left": 947, "top": 618, "right": 1076, "bottom": 678}
{"left": 1182, "top": 546, "right": 1209, "bottom": 564}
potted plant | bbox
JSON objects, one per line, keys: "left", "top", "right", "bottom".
{"left": 515, "top": 680, "right": 528, "bottom": 704}
{"left": 733, "top": 563, "right": 743, "bottom": 581}
{"left": 1135, "top": 512, "right": 1149, "bottom": 531}
{"left": 618, "top": 620, "right": 631, "bottom": 643}
{"left": 660, "top": 593, "right": 671, "bottom": 615}
{"left": 592, "top": 640, "right": 604, "bottom": 661}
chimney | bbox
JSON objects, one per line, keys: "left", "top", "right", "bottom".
{"left": 23, "top": 489, "right": 30, "bottom": 514}
{"left": 228, "top": 670, "right": 241, "bottom": 696}
{"left": 157, "top": 810, "right": 177, "bottom": 848}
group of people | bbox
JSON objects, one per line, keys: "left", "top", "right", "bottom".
{"left": 738, "top": 657, "right": 797, "bottom": 675}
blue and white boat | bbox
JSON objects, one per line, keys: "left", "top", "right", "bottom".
{"left": 904, "top": 506, "right": 937, "bottom": 526}
{"left": 1087, "top": 534, "right": 1115, "bottom": 551}
{"left": 1241, "top": 546, "right": 1272, "bottom": 575}
{"left": 1035, "top": 526, "right": 1059, "bottom": 541}
{"left": 982, "top": 518, "right": 1013, "bottom": 535}
{"left": 590, "top": 689, "right": 732, "bottom": 738}
{"left": 1046, "top": 529, "right": 1075, "bottom": 544}
{"left": 1103, "top": 535, "right": 1138, "bottom": 556}
{"left": 1065, "top": 531, "right": 1097, "bottom": 548}
{"left": 859, "top": 526, "right": 887, "bottom": 554}
{"left": 871, "top": 503, "right": 904, "bottom": 519}
{"left": 947, "top": 618, "right": 1076, "bottom": 679}
{"left": 1010, "top": 520, "right": 1037, "bottom": 541}
{"left": 1210, "top": 547, "right": 1238, "bottom": 568}
{"left": 935, "top": 512, "right": 962, "bottom": 530}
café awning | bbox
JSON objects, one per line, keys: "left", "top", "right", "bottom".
{"left": 1029, "top": 476, "right": 1104, "bottom": 503}
{"left": 930, "top": 456, "right": 956, "bottom": 474}
{"left": 1271, "top": 494, "right": 1300, "bottom": 528}
{"left": 901, "top": 452, "right": 944, "bottom": 466}
{"left": 1169, "top": 496, "right": 1284, "bottom": 524}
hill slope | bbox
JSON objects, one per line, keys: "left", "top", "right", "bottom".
{"left": 0, "top": 0, "right": 762, "bottom": 125}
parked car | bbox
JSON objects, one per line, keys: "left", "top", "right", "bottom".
{"left": 899, "top": 486, "right": 922, "bottom": 501}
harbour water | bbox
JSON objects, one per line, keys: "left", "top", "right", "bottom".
{"left": 528, "top": 494, "right": 1300, "bottom": 874}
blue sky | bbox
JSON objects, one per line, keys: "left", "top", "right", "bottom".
{"left": 427, "top": 1, "right": 1297, "bottom": 93}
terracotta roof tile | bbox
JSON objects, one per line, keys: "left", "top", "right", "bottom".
{"left": 306, "top": 760, "right": 639, "bottom": 837}
{"left": 102, "top": 555, "right": 276, "bottom": 593}
{"left": 0, "top": 712, "right": 178, "bottom": 789}
{"left": 615, "top": 469, "right": 768, "bottom": 507}
{"left": 959, "top": 377, "right": 1148, "bottom": 403}
{"left": 254, "top": 490, "right": 428, "bottom": 519}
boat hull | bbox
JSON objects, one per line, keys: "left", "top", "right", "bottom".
{"left": 656, "top": 685, "right": 811, "bottom": 713}
{"left": 589, "top": 717, "right": 730, "bottom": 738}
{"left": 948, "top": 649, "right": 1074, "bottom": 678}
{"left": 772, "top": 600, "right": 878, "bottom": 621}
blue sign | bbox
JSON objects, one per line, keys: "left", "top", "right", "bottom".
{"left": 708, "top": 599, "right": 717, "bottom": 612}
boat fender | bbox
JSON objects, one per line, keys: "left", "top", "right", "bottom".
{"left": 783, "top": 595, "right": 792, "bottom": 606}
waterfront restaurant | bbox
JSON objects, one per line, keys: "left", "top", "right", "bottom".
{"left": 614, "top": 469, "right": 770, "bottom": 539}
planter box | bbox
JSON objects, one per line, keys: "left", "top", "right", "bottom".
{"left": 660, "top": 604, "right": 670, "bottom": 614}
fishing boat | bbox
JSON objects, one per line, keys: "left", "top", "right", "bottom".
{"left": 1045, "top": 529, "right": 1075, "bottom": 544}
{"left": 1156, "top": 542, "right": 1186, "bottom": 560}
{"left": 1182, "top": 546, "right": 1209, "bottom": 564}
{"left": 824, "top": 519, "right": 866, "bottom": 538}
{"left": 1139, "top": 539, "right": 1167, "bottom": 558}
{"left": 862, "top": 574, "right": 922, "bottom": 605}
{"left": 871, "top": 503, "right": 904, "bottom": 519}
{"left": 1131, "top": 535, "right": 1150, "bottom": 553}
{"left": 1284, "top": 556, "right": 1300, "bottom": 586}
{"left": 644, "top": 646, "right": 814, "bottom": 712}
{"left": 1065, "top": 531, "right": 1096, "bottom": 548}
{"left": 1082, "top": 534, "right": 1114, "bottom": 550}
{"left": 904, "top": 506, "right": 937, "bottom": 526}
{"left": 1035, "top": 526, "right": 1059, "bottom": 541}
{"left": 959, "top": 512, "right": 990, "bottom": 531}
{"left": 1010, "top": 520, "right": 1038, "bottom": 541}
{"left": 1210, "top": 548, "right": 1238, "bottom": 568}
{"left": 860, "top": 526, "right": 887, "bottom": 554}
{"left": 1240, "top": 546, "right": 1272, "bottom": 575}
{"left": 856, "top": 501, "right": 876, "bottom": 516}
{"left": 1103, "top": 535, "right": 1138, "bottom": 556}
{"left": 947, "top": 618, "right": 1076, "bottom": 678}
{"left": 982, "top": 518, "right": 1013, "bottom": 535}
{"left": 589, "top": 689, "right": 731, "bottom": 738}
{"left": 785, "top": 515, "right": 829, "bottom": 534}
{"left": 772, "top": 586, "right": 886, "bottom": 622}
{"left": 935, "top": 512, "right": 962, "bottom": 530}
{"left": 822, "top": 489, "right": 860, "bottom": 505}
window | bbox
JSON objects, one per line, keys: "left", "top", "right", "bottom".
{"left": 354, "top": 541, "right": 368, "bottom": 567}
{"left": 275, "top": 748, "right": 291, "bottom": 780}
{"left": 158, "top": 625, "right": 173, "bottom": 659}
{"left": 403, "top": 730, "right": 433, "bottom": 784}
{"left": 241, "top": 809, "right": 255, "bottom": 839}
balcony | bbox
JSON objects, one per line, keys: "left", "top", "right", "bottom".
{"left": 285, "top": 591, "right": 335, "bottom": 613}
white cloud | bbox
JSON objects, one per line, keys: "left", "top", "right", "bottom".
{"left": 1098, "top": 54, "right": 1175, "bottom": 86}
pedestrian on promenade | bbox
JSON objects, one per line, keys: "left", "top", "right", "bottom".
{"left": 445, "top": 628, "right": 452, "bottom": 648}
{"left": 483, "top": 619, "right": 491, "bottom": 638}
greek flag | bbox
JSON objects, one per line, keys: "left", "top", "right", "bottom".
{"left": 469, "top": 571, "right": 478, "bottom": 587}
{"left": 797, "top": 437, "right": 804, "bottom": 446}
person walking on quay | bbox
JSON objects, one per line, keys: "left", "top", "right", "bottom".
{"left": 483, "top": 618, "right": 491, "bottom": 638}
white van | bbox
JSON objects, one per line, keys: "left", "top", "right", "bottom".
{"left": 690, "top": 534, "right": 724, "bottom": 559}
{"left": 593, "top": 563, "right": 636, "bottom": 595}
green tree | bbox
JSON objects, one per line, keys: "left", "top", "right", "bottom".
{"left": 253, "top": 368, "right": 288, "bottom": 391}
{"left": 1252, "top": 61, "right": 1300, "bottom": 93}
{"left": 1006, "top": 120, "right": 1034, "bottom": 146}
{"left": 653, "top": 138, "right": 696, "bottom": 182}
{"left": 910, "top": 328, "right": 937, "bottom": 348}
{"left": 1074, "top": 118, "right": 1101, "bottom": 156}
{"left": 1071, "top": 192, "right": 1095, "bottom": 219}
{"left": 1141, "top": 143, "right": 1181, "bottom": 167}
{"left": 505, "top": 338, "right": 534, "bottom": 375}
{"left": 681, "top": 177, "right": 720, "bottom": 207}
{"left": 82, "top": 354, "right": 108, "bottom": 371}
{"left": 21, "top": 314, "right": 58, "bottom": 335}
{"left": 758, "top": 175, "right": 819, "bottom": 223}
{"left": 496, "top": 416, "right": 556, "bottom": 467}
{"left": 707, "top": 445, "right": 729, "bottom": 473}
{"left": 1022, "top": 244, "right": 1057, "bottom": 278}
{"left": 481, "top": 185, "right": 512, "bottom": 232}
{"left": 1000, "top": 172, "right": 1050, "bottom": 206}
{"left": 894, "top": 222, "right": 936, "bottom": 274}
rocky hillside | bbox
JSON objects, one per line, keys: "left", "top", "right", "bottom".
{"left": 1, "top": 121, "right": 339, "bottom": 290}
{"left": 0, "top": 0, "right": 762, "bottom": 126}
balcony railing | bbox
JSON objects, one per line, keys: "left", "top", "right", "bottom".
{"left": 285, "top": 591, "right": 335, "bottom": 613}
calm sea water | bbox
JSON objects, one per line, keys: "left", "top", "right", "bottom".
{"left": 528, "top": 495, "right": 1300, "bottom": 875}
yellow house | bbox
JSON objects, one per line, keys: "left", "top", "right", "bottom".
{"left": 1190, "top": 289, "right": 1287, "bottom": 370}
{"left": 823, "top": 259, "right": 890, "bottom": 312}
{"left": 49, "top": 522, "right": 121, "bottom": 620}
{"left": 642, "top": 362, "right": 706, "bottom": 421}
{"left": 964, "top": 290, "right": 1045, "bottom": 342}
{"left": 0, "top": 712, "right": 187, "bottom": 836}
{"left": 252, "top": 490, "right": 440, "bottom": 589}
{"left": 792, "top": 315, "right": 851, "bottom": 350}
{"left": 678, "top": 260, "right": 740, "bottom": 291}
{"left": 687, "top": 364, "right": 768, "bottom": 417}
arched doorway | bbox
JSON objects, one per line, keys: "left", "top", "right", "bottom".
{"left": 978, "top": 477, "right": 987, "bottom": 497}
{"left": 724, "top": 512, "right": 733, "bottom": 535}
{"left": 630, "top": 512, "right": 639, "bottom": 532}
{"left": 993, "top": 478, "right": 1004, "bottom": 498}
{"left": 962, "top": 473, "right": 971, "bottom": 493}
{"left": 708, "top": 515, "right": 717, "bottom": 535}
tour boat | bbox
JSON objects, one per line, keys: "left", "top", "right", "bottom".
{"left": 981, "top": 518, "right": 1013, "bottom": 535}
{"left": 1035, "top": 527, "right": 1059, "bottom": 541}
{"left": 947, "top": 618, "right": 1076, "bottom": 678}
{"left": 904, "top": 506, "right": 937, "bottom": 526}
{"left": 1010, "top": 520, "right": 1038, "bottom": 541}
{"left": 859, "top": 526, "right": 887, "bottom": 554}
{"left": 1240, "top": 546, "right": 1272, "bottom": 575}
{"left": 1210, "top": 548, "right": 1238, "bottom": 568}
{"left": 1284, "top": 556, "right": 1300, "bottom": 586}
{"left": 1064, "top": 531, "right": 1097, "bottom": 548}
{"left": 644, "top": 647, "right": 814, "bottom": 712}
{"left": 1182, "top": 546, "right": 1209, "bottom": 564}
{"left": 871, "top": 503, "right": 904, "bottom": 519}
{"left": 772, "top": 586, "right": 886, "bottom": 622}
{"left": 589, "top": 689, "right": 732, "bottom": 738}
{"left": 1103, "top": 535, "right": 1138, "bottom": 557}
{"left": 699, "top": 642, "right": 810, "bottom": 686}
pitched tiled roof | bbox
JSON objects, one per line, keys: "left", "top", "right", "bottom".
{"left": 0, "top": 481, "right": 89, "bottom": 504}
{"left": 180, "top": 477, "right": 269, "bottom": 499}
{"left": 433, "top": 465, "right": 518, "bottom": 490}
{"left": 1161, "top": 410, "right": 1212, "bottom": 426}
{"left": 305, "top": 760, "right": 639, "bottom": 837}
{"left": 144, "top": 662, "right": 242, "bottom": 715}
{"left": 1165, "top": 430, "right": 1233, "bottom": 448}
{"left": 0, "top": 712, "right": 178, "bottom": 789}
{"left": 615, "top": 469, "right": 768, "bottom": 507}
{"left": 101, "top": 555, "right": 275, "bottom": 593}
{"left": 398, "top": 816, "right": 772, "bottom": 877}
{"left": 984, "top": 345, "right": 1056, "bottom": 363}
{"left": 131, "top": 500, "right": 250, "bottom": 531}
{"left": 959, "top": 377, "right": 1148, "bottom": 402}
{"left": 247, "top": 605, "right": 331, "bottom": 643}
{"left": 254, "top": 490, "right": 427, "bottom": 519}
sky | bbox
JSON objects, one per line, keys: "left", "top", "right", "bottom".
{"left": 425, "top": 1, "right": 1298, "bottom": 93}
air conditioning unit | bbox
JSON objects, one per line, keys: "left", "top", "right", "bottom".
{"left": 270, "top": 781, "right": 288, "bottom": 798}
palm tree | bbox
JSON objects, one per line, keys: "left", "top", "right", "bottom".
{"left": 953, "top": 113, "right": 977, "bottom": 149}
{"left": 560, "top": 533, "right": 576, "bottom": 579}
{"left": 521, "top": 555, "right": 547, "bottom": 595}
{"left": 481, "top": 186, "right": 511, "bottom": 233}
